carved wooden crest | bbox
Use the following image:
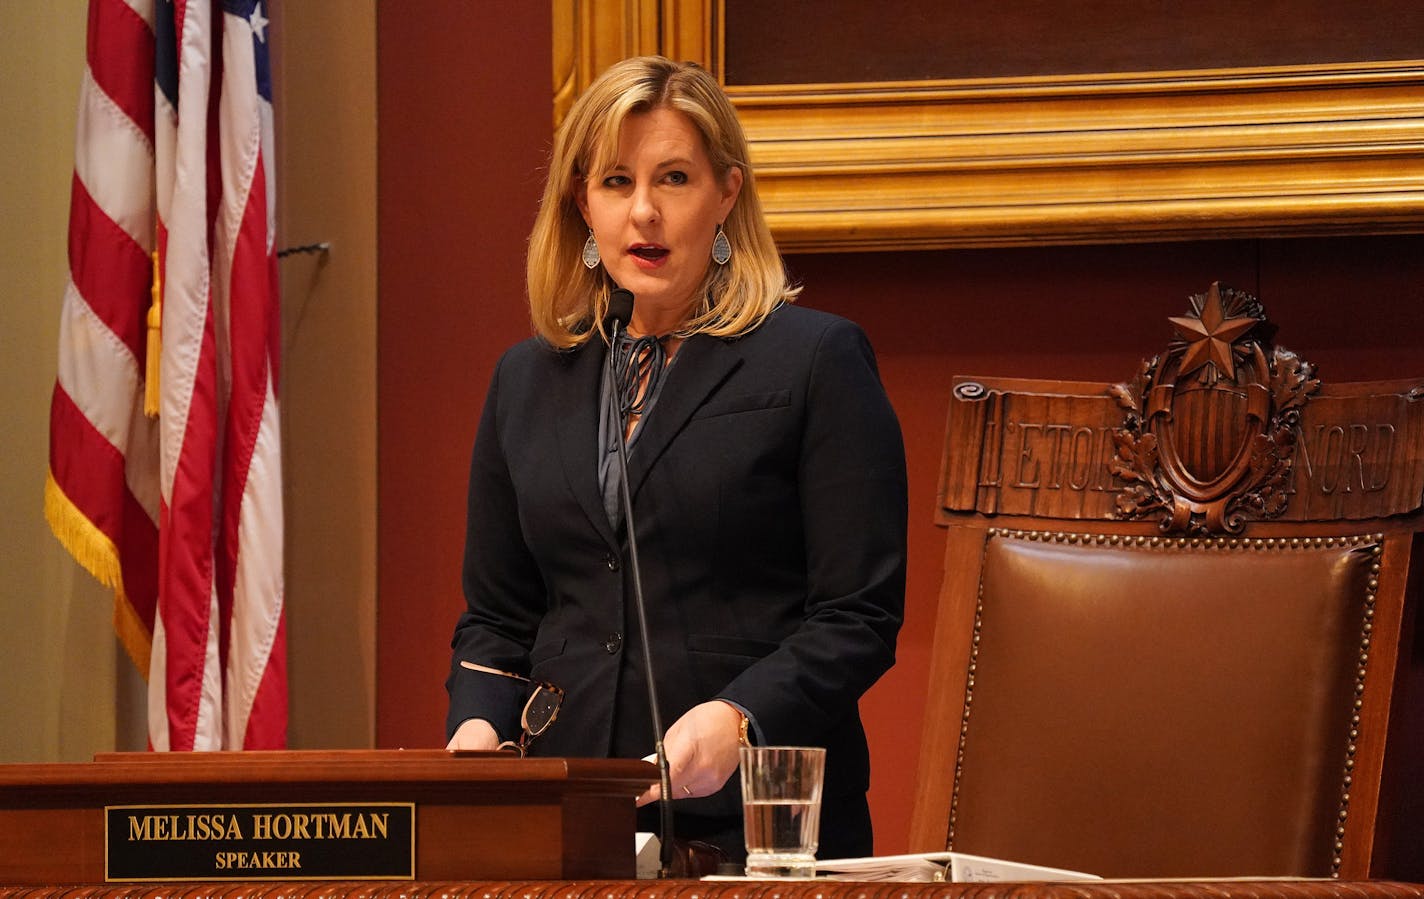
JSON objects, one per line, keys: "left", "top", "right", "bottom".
{"left": 940, "top": 285, "right": 1421, "bottom": 527}
{"left": 1110, "top": 283, "right": 1321, "bottom": 534}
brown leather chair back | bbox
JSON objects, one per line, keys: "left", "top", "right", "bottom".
{"left": 909, "top": 284, "right": 1424, "bottom": 880}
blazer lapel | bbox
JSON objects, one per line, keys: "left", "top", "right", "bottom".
{"left": 554, "top": 339, "right": 620, "bottom": 548}
{"left": 627, "top": 333, "right": 742, "bottom": 499}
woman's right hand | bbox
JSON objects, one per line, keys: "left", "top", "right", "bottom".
{"left": 445, "top": 717, "right": 500, "bottom": 750}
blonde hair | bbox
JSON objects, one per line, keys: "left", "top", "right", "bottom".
{"left": 527, "top": 56, "right": 799, "bottom": 347}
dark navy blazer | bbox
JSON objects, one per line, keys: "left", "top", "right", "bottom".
{"left": 446, "top": 302, "right": 907, "bottom": 852}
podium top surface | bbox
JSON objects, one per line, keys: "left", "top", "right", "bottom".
{"left": 0, "top": 749, "right": 656, "bottom": 795}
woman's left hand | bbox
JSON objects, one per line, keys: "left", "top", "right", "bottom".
{"left": 635, "top": 700, "right": 743, "bottom": 806}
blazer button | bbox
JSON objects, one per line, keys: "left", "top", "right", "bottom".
{"left": 605, "top": 553, "right": 620, "bottom": 571}
{"left": 603, "top": 633, "right": 623, "bottom": 654}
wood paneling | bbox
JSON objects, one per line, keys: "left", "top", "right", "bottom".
{"left": 723, "top": 0, "right": 1424, "bottom": 83}
{"left": 558, "top": 1, "right": 1424, "bottom": 251}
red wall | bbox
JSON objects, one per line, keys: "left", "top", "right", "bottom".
{"left": 376, "top": 5, "right": 1424, "bottom": 854}
{"left": 375, "top": 2, "right": 553, "bottom": 745}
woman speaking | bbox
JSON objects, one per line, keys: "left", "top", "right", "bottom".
{"left": 445, "top": 55, "right": 907, "bottom": 862}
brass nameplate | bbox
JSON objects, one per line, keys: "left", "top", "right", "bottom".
{"left": 105, "top": 802, "right": 415, "bottom": 881}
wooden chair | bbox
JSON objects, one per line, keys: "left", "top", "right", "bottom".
{"left": 908, "top": 283, "right": 1424, "bottom": 880}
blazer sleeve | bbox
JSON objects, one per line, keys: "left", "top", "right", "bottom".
{"left": 718, "top": 317, "right": 908, "bottom": 744}
{"left": 445, "top": 351, "right": 548, "bottom": 741}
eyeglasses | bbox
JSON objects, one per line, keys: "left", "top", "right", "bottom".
{"left": 498, "top": 680, "right": 564, "bottom": 757}
{"left": 459, "top": 660, "right": 564, "bottom": 757}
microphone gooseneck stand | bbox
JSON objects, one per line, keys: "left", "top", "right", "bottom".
{"left": 602, "top": 288, "right": 679, "bottom": 878}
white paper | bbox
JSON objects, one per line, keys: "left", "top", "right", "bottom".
{"left": 635, "top": 832, "right": 661, "bottom": 880}
{"left": 949, "top": 851, "right": 1100, "bottom": 883}
{"left": 814, "top": 851, "right": 1100, "bottom": 883}
{"left": 815, "top": 852, "right": 953, "bottom": 882}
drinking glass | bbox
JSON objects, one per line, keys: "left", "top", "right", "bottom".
{"left": 739, "top": 745, "right": 825, "bottom": 878}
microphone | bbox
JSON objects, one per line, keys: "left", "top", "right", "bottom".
{"left": 602, "top": 288, "right": 679, "bottom": 877}
{"left": 605, "top": 287, "right": 635, "bottom": 335}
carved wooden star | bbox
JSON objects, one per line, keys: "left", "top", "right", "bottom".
{"left": 1169, "top": 284, "right": 1257, "bottom": 380}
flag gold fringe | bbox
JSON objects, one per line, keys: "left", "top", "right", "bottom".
{"left": 144, "top": 249, "right": 161, "bottom": 417}
{"left": 44, "top": 471, "right": 153, "bottom": 678}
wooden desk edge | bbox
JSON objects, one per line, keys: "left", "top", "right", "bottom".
{"left": 2, "top": 880, "right": 1422, "bottom": 899}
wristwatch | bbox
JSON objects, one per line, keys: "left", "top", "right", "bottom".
{"left": 738, "top": 710, "right": 752, "bottom": 747}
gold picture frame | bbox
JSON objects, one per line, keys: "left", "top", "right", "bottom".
{"left": 555, "top": 1, "right": 1424, "bottom": 252}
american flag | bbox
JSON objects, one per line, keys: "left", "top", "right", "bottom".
{"left": 45, "top": 0, "right": 287, "bottom": 751}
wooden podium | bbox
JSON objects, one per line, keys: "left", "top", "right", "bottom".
{"left": 0, "top": 750, "right": 656, "bottom": 884}
{"left": 3, "top": 752, "right": 1424, "bottom": 897}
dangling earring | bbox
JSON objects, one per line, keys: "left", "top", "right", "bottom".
{"left": 711, "top": 224, "right": 732, "bottom": 266}
{"left": 582, "top": 230, "right": 601, "bottom": 269}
